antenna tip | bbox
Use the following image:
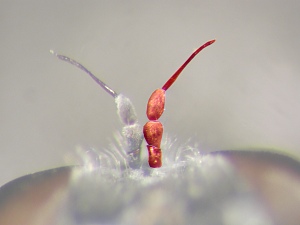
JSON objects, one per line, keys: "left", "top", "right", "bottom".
{"left": 49, "top": 49, "right": 57, "bottom": 56}
{"left": 209, "top": 39, "right": 216, "bottom": 44}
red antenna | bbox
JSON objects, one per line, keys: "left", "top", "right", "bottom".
{"left": 143, "top": 40, "right": 216, "bottom": 168}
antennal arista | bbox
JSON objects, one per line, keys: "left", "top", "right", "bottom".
{"left": 143, "top": 40, "right": 215, "bottom": 168}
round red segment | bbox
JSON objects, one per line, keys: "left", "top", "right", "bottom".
{"left": 146, "top": 89, "right": 165, "bottom": 120}
{"left": 143, "top": 121, "right": 163, "bottom": 148}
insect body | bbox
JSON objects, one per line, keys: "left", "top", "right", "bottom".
{"left": 51, "top": 39, "right": 215, "bottom": 169}
{"left": 143, "top": 40, "right": 215, "bottom": 168}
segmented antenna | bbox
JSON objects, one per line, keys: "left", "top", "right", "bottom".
{"left": 143, "top": 40, "right": 216, "bottom": 168}
{"left": 50, "top": 50, "right": 143, "bottom": 168}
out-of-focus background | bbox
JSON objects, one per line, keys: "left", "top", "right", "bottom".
{"left": 1, "top": 1, "right": 300, "bottom": 185}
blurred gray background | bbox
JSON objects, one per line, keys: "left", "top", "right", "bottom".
{"left": 1, "top": 1, "right": 300, "bottom": 185}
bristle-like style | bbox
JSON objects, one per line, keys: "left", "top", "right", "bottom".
{"left": 51, "top": 50, "right": 117, "bottom": 98}
{"left": 162, "top": 40, "right": 215, "bottom": 91}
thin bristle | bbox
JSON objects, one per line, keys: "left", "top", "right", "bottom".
{"left": 162, "top": 39, "right": 215, "bottom": 91}
{"left": 50, "top": 51, "right": 118, "bottom": 98}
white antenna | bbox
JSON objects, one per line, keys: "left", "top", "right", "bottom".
{"left": 50, "top": 50, "right": 143, "bottom": 168}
